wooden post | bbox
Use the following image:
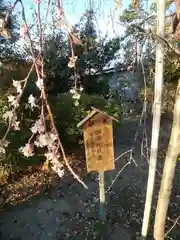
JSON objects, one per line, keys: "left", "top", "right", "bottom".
{"left": 99, "top": 171, "right": 106, "bottom": 221}
{"left": 77, "top": 107, "right": 118, "bottom": 222}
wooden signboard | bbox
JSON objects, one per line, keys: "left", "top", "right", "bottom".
{"left": 83, "top": 113, "right": 114, "bottom": 172}
{"left": 77, "top": 107, "right": 117, "bottom": 172}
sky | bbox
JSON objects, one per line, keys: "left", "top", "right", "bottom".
{"left": 6, "top": 0, "right": 162, "bottom": 62}
{"left": 8, "top": 0, "right": 132, "bottom": 38}
{"left": 5, "top": 0, "right": 171, "bottom": 65}
{"left": 7, "top": 0, "right": 175, "bottom": 38}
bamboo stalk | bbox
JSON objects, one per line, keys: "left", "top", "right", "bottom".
{"left": 141, "top": 0, "right": 166, "bottom": 238}
{"left": 154, "top": 80, "right": 180, "bottom": 239}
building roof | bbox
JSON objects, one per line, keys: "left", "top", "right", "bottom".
{"left": 77, "top": 107, "right": 119, "bottom": 127}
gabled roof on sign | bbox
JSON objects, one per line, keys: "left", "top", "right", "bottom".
{"left": 77, "top": 107, "right": 119, "bottom": 128}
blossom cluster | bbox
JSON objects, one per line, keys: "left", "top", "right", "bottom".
{"left": 20, "top": 117, "right": 65, "bottom": 177}
{"left": 1, "top": 71, "right": 64, "bottom": 177}
{"left": 0, "top": 139, "right": 9, "bottom": 154}
{"left": 70, "top": 86, "right": 84, "bottom": 106}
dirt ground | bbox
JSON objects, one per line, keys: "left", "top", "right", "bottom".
{"left": 0, "top": 113, "right": 179, "bottom": 240}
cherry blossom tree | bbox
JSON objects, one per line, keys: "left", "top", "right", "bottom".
{"left": 0, "top": 0, "right": 87, "bottom": 189}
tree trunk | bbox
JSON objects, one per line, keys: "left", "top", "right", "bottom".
{"left": 141, "top": 0, "right": 166, "bottom": 238}
{"left": 154, "top": 80, "right": 180, "bottom": 240}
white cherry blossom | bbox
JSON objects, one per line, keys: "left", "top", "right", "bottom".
{"left": 3, "top": 111, "right": 13, "bottom": 121}
{"left": 28, "top": 94, "right": 37, "bottom": 108}
{"left": 36, "top": 78, "right": 44, "bottom": 90}
{"left": 79, "top": 86, "right": 84, "bottom": 92}
{"left": 31, "top": 118, "right": 45, "bottom": 134}
{"left": 20, "top": 144, "right": 34, "bottom": 157}
{"left": 12, "top": 120, "right": 20, "bottom": 131}
{"left": 13, "top": 80, "right": 22, "bottom": 94}
{"left": 8, "top": 95, "right": 19, "bottom": 108}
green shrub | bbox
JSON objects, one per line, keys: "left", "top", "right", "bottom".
{"left": 0, "top": 90, "right": 43, "bottom": 181}
{"left": 51, "top": 92, "right": 121, "bottom": 145}
{"left": 0, "top": 90, "right": 121, "bottom": 179}
{"left": 83, "top": 75, "right": 110, "bottom": 97}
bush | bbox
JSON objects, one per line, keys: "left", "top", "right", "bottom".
{"left": 0, "top": 90, "right": 44, "bottom": 182}
{"left": 82, "top": 75, "right": 110, "bottom": 97}
{"left": 0, "top": 90, "right": 121, "bottom": 179}
{"left": 51, "top": 92, "right": 121, "bottom": 146}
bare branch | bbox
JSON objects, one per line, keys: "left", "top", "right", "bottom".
{"left": 165, "top": 215, "right": 180, "bottom": 237}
